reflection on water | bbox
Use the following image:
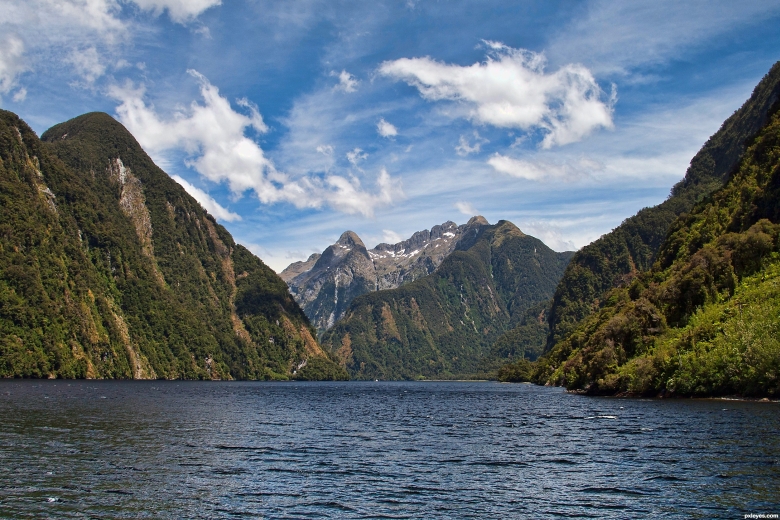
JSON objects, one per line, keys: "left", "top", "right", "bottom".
{"left": 0, "top": 381, "right": 778, "bottom": 518}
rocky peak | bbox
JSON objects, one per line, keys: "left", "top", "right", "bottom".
{"left": 283, "top": 218, "right": 480, "bottom": 332}
{"left": 337, "top": 230, "right": 365, "bottom": 248}
{"left": 467, "top": 215, "right": 489, "bottom": 226}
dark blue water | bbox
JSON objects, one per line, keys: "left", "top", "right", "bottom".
{"left": 0, "top": 381, "right": 778, "bottom": 518}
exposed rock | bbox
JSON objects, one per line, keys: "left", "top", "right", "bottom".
{"left": 281, "top": 219, "right": 487, "bottom": 332}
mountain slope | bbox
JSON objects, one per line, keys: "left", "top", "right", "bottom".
{"left": 281, "top": 220, "right": 466, "bottom": 332}
{"left": 0, "top": 110, "right": 344, "bottom": 380}
{"left": 320, "top": 218, "right": 573, "bottom": 380}
{"left": 535, "top": 91, "right": 780, "bottom": 397}
{"left": 546, "top": 61, "right": 780, "bottom": 348}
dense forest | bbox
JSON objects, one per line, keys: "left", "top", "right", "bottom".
{"left": 320, "top": 219, "right": 572, "bottom": 380}
{"left": 0, "top": 110, "right": 345, "bottom": 380}
{"left": 533, "top": 66, "right": 780, "bottom": 397}
{"left": 546, "top": 61, "right": 780, "bottom": 349}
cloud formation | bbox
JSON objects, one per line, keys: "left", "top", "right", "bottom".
{"left": 0, "top": 34, "right": 26, "bottom": 96}
{"left": 377, "top": 118, "right": 398, "bottom": 138}
{"left": 333, "top": 69, "right": 359, "bottom": 93}
{"left": 455, "top": 131, "right": 488, "bottom": 156}
{"left": 455, "top": 201, "right": 478, "bottom": 216}
{"left": 488, "top": 154, "right": 601, "bottom": 182}
{"left": 548, "top": 0, "right": 780, "bottom": 75}
{"left": 129, "top": 0, "right": 221, "bottom": 23}
{"left": 171, "top": 175, "right": 241, "bottom": 222}
{"left": 379, "top": 42, "right": 614, "bottom": 148}
{"left": 382, "top": 229, "right": 403, "bottom": 243}
{"left": 67, "top": 46, "right": 106, "bottom": 84}
{"left": 110, "top": 70, "right": 402, "bottom": 217}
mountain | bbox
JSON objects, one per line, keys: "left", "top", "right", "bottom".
{"left": 546, "top": 61, "right": 780, "bottom": 349}
{"left": 0, "top": 110, "right": 345, "bottom": 380}
{"left": 319, "top": 218, "right": 573, "bottom": 380}
{"left": 280, "top": 220, "right": 467, "bottom": 332}
{"left": 534, "top": 66, "right": 780, "bottom": 397}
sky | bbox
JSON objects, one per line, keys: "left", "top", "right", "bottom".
{"left": 2, "top": 0, "right": 780, "bottom": 272}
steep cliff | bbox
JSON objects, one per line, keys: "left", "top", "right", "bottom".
{"left": 0, "top": 110, "right": 344, "bottom": 380}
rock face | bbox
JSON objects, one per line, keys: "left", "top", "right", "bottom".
{"left": 0, "top": 110, "right": 345, "bottom": 380}
{"left": 281, "top": 219, "right": 477, "bottom": 332}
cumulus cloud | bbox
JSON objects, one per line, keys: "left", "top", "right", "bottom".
{"left": 110, "top": 70, "right": 401, "bottom": 217}
{"left": 332, "top": 69, "right": 359, "bottom": 93}
{"left": 455, "top": 201, "right": 478, "bottom": 216}
{"left": 487, "top": 154, "right": 602, "bottom": 182}
{"left": 377, "top": 118, "right": 398, "bottom": 138}
{"left": 455, "top": 131, "right": 488, "bottom": 156}
{"left": 67, "top": 46, "right": 106, "bottom": 84}
{"left": 0, "top": 34, "right": 27, "bottom": 95}
{"left": 379, "top": 42, "right": 614, "bottom": 148}
{"left": 171, "top": 175, "right": 242, "bottom": 222}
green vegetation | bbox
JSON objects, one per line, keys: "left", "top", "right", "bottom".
{"left": 497, "top": 358, "right": 535, "bottom": 383}
{"left": 534, "top": 92, "right": 780, "bottom": 397}
{"left": 294, "top": 357, "right": 350, "bottom": 381}
{"left": 0, "top": 110, "right": 343, "bottom": 380}
{"left": 547, "top": 61, "right": 780, "bottom": 348}
{"left": 320, "top": 221, "right": 572, "bottom": 380}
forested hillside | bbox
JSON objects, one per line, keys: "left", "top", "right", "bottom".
{"left": 0, "top": 110, "right": 345, "bottom": 380}
{"left": 547, "top": 61, "right": 780, "bottom": 348}
{"left": 320, "top": 218, "right": 572, "bottom": 380}
{"left": 535, "top": 92, "right": 780, "bottom": 397}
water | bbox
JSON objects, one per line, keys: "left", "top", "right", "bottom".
{"left": 0, "top": 381, "right": 778, "bottom": 518}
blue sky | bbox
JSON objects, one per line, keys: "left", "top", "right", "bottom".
{"left": 2, "top": 0, "right": 780, "bottom": 271}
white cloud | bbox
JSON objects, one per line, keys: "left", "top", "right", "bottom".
{"left": 517, "top": 220, "right": 578, "bottom": 252}
{"left": 346, "top": 147, "right": 368, "bottom": 166}
{"left": 487, "top": 154, "right": 599, "bottom": 182}
{"left": 171, "top": 175, "right": 242, "bottom": 222}
{"left": 332, "top": 69, "right": 359, "bottom": 93}
{"left": 110, "top": 70, "right": 402, "bottom": 217}
{"left": 377, "top": 118, "right": 398, "bottom": 138}
{"left": 548, "top": 0, "right": 780, "bottom": 75}
{"left": 67, "top": 46, "right": 106, "bottom": 84}
{"left": 382, "top": 229, "right": 403, "bottom": 243}
{"left": 12, "top": 87, "right": 27, "bottom": 102}
{"left": 129, "top": 0, "right": 221, "bottom": 23}
{"left": 316, "top": 144, "right": 334, "bottom": 156}
{"left": 455, "top": 131, "right": 488, "bottom": 156}
{"left": 379, "top": 43, "right": 614, "bottom": 148}
{"left": 0, "top": 34, "right": 27, "bottom": 95}
{"left": 455, "top": 201, "right": 478, "bottom": 216}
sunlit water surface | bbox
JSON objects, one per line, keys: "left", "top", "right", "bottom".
{"left": 0, "top": 381, "right": 778, "bottom": 518}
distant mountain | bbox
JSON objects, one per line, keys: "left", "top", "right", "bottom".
{"left": 546, "top": 61, "right": 780, "bottom": 349}
{"left": 535, "top": 61, "right": 780, "bottom": 397}
{"left": 0, "top": 110, "right": 345, "bottom": 380}
{"left": 319, "top": 219, "right": 573, "bottom": 380}
{"left": 281, "top": 220, "right": 468, "bottom": 332}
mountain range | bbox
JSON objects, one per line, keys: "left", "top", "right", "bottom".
{"left": 280, "top": 220, "right": 467, "bottom": 332}
{"left": 319, "top": 219, "right": 573, "bottom": 380}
